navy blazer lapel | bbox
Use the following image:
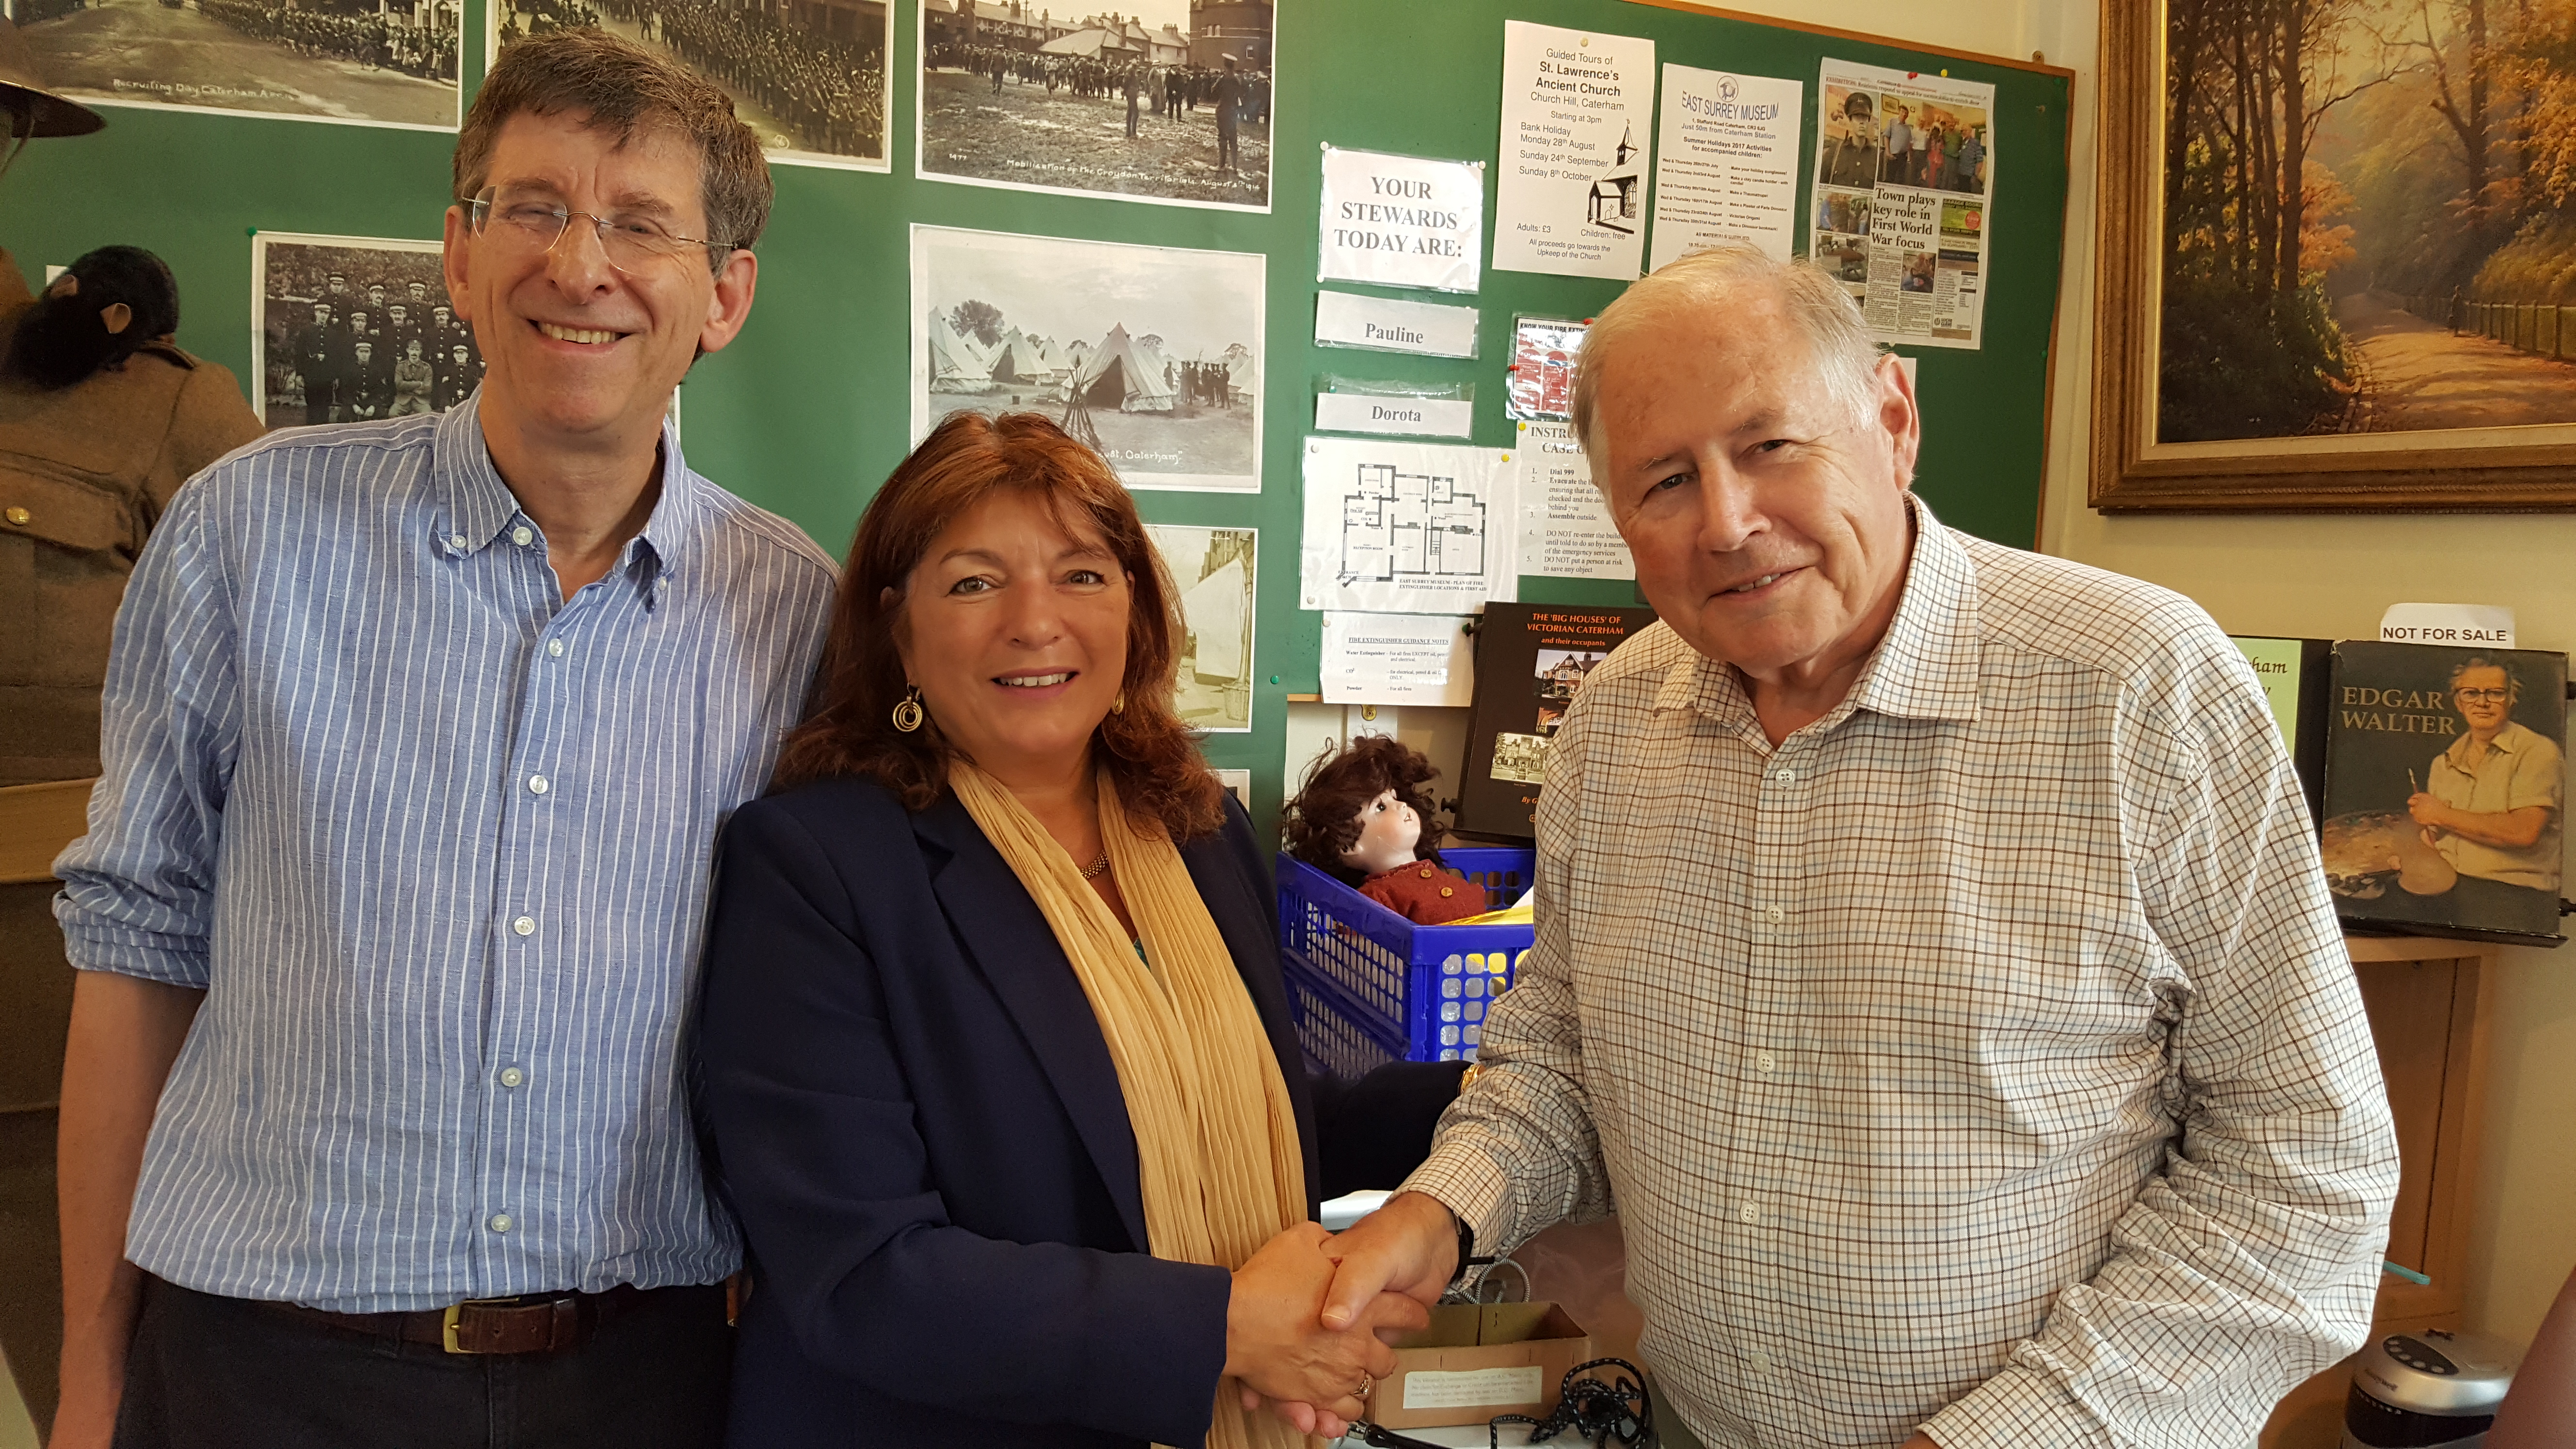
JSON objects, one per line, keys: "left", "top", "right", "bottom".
{"left": 915, "top": 796, "right": 1150, "bottom": 1254}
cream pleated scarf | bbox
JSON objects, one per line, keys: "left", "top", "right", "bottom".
{"left": 950, "top": 762, "right": 1308, "bottom": 1449}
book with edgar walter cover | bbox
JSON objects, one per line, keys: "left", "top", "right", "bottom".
{"left": 2320, "top": 641, "right": 2567, "bottom": 947}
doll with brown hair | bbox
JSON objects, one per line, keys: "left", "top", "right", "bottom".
{"left": 1284, "top": 735, "right": 1488, "bottom": 926}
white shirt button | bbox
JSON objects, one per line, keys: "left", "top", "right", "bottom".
{"left": 1765, "top": 906, "right": 1785, "bottom": 924}
{"left": 527, "top": 774, "right": 549, "bottom": 795}
{"left": 1738, "top": 1201, "right": 1760, "bottom": 1225}
{"left": 1774, "top": 767, "right": 1795, "bottom": 784}
{"left": 448, "top": 533, "right": 468, "bottom": 550}
{"left": 1755, "top": 1049, "right": 1777, "bottom": 1074}
{"left": 545, "top": 638, "right": 566, "bottom": 658}
{"left": 1746, "top": 1349, "right": 1775, "bottom": 1376}
{"left": 512, "top": 915, "right": 536, "bottom": 937}
{"left": 512, "top": 526, "right": 534, "bottom": 547}
{"left": 499, "top": 1066, "right": 525, "bottom": 1088}
{"left": 487, "top": 1213, "right": 513, "bottom": 1234}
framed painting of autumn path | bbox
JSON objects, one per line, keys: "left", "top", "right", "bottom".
{"left": 2094, "top": 0, "right": 2576, "bottom": 510}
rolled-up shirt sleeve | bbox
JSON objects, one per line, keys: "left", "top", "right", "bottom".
{"left": 1924, "top": 633, "right": 2400, "bottom": 1449}
{"left": 54, "top": 482, "right": 239, "bottom": 989}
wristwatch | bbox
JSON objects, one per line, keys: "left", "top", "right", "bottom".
{"left": 1446, "top": 1209, "right": 1490, "bottom": 1291}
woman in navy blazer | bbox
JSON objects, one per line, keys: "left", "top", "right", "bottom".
{"left": 698, "top": 415, "right": 1461, "bottom": 1449}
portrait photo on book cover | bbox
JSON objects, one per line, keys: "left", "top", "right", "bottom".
{"left": 2321, "top": 642, "right": 2567, "bottom": 944}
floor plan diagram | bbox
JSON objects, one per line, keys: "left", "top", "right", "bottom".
{"left": 1340, "top": 462, "right": 1490, "bottom": 582}
{"left": 1301, "top": 437, "right": 1512, "bottom": 615}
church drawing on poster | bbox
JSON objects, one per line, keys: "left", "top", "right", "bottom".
{"left": 1340, "top": 462, "right": 1489, "bottom": 582}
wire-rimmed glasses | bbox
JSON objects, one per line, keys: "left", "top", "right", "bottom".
{"left": 463, "top": 187, "right": 740, "bottom": 273}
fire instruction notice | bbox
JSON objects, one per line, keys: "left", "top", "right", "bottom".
{"left": 1515, "top": 421, "right": 1632, "bottom": 580}
{"left": 1493, "top": 20, "right": 1656, "bottom": 280}
{"left": 1809, "top": 57, "right": 1994, "bottom": 349}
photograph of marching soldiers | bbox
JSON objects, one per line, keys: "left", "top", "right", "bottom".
{"left": 20, "top": 0, "right": 458, "bottom": 128}
{"left": 253, "top": 236, "right": 484, "bottom": 430}
{"left": 917, "top": 0, "right": 1273, "bottom": 210}
{"left": 912, "top": 224, "right": 1262, "bottom": 491}
{"left": 494, "top": 0, "right": 888, "bottom": 167}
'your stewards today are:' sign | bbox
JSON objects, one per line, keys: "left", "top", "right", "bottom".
{"left": 1318, "top": 145, "right": 1486, "bottom": 294}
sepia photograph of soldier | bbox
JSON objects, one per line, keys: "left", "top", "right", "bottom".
{"left": 21, "top": 0, "right": 458, "bottom": 128}
{"left": 253, "top": 234, "right": 484, "bottom": 430}
{"left": 492, "top": 0, "right": 887, "bottom": 168}
{"left": 916, "top": 0, "right": 1272, "bottom": 210}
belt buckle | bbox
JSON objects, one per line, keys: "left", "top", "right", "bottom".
{"left": 440, "top": 1297, "right": 521, "bottom": 1354}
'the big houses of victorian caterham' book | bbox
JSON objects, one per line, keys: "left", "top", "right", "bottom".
{"left": 2320, "top": 641, "right": 2567, "bottom": 947}
{"left": 1454, "top": 602, "right": 1658, "bottom": 838}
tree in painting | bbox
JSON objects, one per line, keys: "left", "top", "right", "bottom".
{"left": 2160, "top": 0, "right": 2576, "bottom": 443}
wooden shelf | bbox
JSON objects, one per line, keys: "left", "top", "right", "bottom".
{"left": 2261, "top": 934, "right": 2503, "bottom": 1448}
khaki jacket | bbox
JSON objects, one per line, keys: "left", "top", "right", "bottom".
{"left": 0, "top": 262, "right": 266, "bottom": 787}
{"left": 0, "top": 253, "right": 264, "bottom": 1114}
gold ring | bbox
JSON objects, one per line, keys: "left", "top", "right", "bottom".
{"left": 1354, "top": 1373, "right": 1373, "bottom": 1401}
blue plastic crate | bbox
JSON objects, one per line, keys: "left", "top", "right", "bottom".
{"left": 1286, "top": 964, "right": 1404, "bottom": 1079}
{"left": 1276, "top": 848, "right": 1535, "bottom": 1063}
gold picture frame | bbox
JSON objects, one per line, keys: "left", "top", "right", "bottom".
{"left": 2092, "top": 1, "right": 2576, "bottom": 512}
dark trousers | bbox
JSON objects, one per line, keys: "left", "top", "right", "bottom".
{"left": 115, "top": 1276, "right": 732, "bottom": 1449}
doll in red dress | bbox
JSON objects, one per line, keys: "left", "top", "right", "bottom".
{"left": 1283, "top": 735, "right": 1488, "bottom": 926}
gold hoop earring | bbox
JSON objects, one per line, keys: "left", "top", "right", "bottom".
{"left": 1111, "top": 691, "right": 1127, "bottom": 715}
{"left": 892, "top": 685, "right": 925, "bottom": 733}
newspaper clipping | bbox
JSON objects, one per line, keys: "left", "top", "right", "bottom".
{"left": 1810, "top": 58, "right": 1993, "bottom": 349}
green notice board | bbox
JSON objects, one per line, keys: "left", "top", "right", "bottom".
{"left": 12, "top": 0, "right": 2070, "bottom": 822}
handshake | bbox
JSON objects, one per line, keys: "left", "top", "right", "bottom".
{"left": 1222, "top": 1191, "right": 1462, "bottom": 1439}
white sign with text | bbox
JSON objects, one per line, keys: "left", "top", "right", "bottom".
{"left": 1319, "top": 145, "right": 1485, "bottom": 293}
{"left": 1315, "top": 391, "right": 1475, "bottom": 439}
{"left": 1493, "top": 21, "right": 1656, "bottom": 280}
{"left": 2379, "top": 602, "right": 2516, "bottom": 647}
{"left": 1649, "top": 63, "right": 1802, "bottom": 269}
{"left": 1313, "top": 290, "right": 1481, "bottom": 358}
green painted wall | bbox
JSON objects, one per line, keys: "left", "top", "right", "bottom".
{"left": 14, "top": 0, "right": 2069, "bottom": 822}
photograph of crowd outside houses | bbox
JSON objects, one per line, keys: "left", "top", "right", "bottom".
{"left": 916, "top": 0, "right": 1274, "bottom": 210}
{"left": 494, "top": 0, "right": 888, "bottom": 168}
{"left": 2158, "top": 0, "right": 2576, "bottom": 446}
{"left": 20, "top": 0, "right": 459, "bottom": 128}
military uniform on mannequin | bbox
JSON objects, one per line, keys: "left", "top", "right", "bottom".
{"left": 0, "top": 239, "right": 262, "bottom": 1439}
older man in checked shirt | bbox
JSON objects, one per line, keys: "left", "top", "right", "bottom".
{"left": 1311, "top": 245, "right": 2399, "bottom": 1449}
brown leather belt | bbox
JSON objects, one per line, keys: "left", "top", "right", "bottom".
{"left": 258, "top": 1282, "right": 722, "bottom": 1355}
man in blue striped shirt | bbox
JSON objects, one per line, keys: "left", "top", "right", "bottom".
{"left": 49, "top": 31, "right": 836, "bottom": 1449}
